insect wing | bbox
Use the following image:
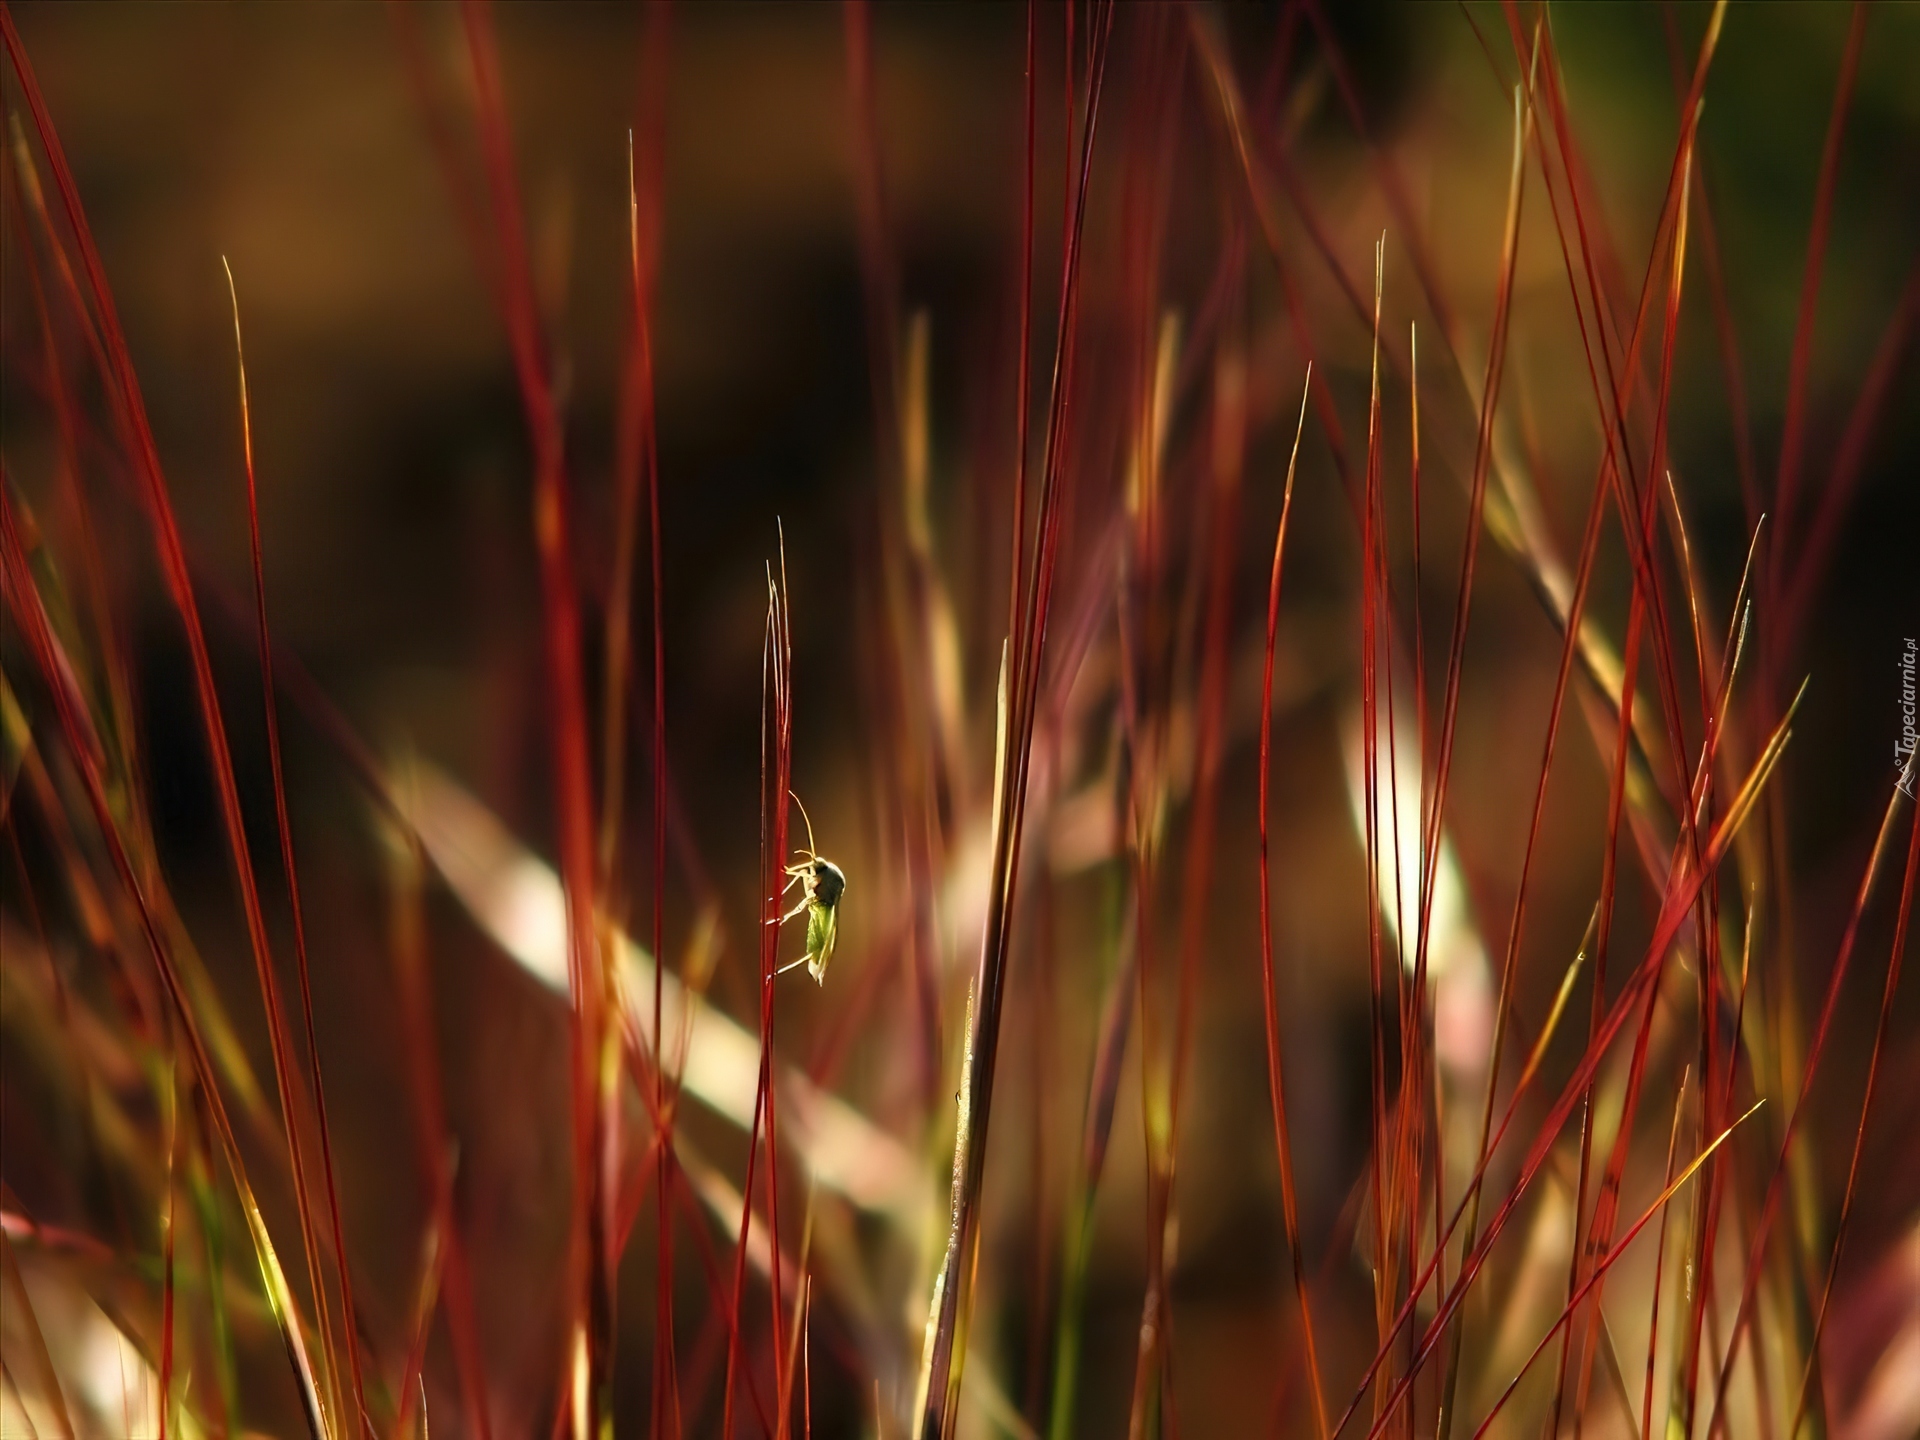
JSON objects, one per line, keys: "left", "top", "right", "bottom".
{"left": 805, "top": 901, "right": 838, "bottom": 984}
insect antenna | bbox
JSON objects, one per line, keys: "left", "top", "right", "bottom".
{"left": 788, "top": 788, "right": 821, "bottom": 863}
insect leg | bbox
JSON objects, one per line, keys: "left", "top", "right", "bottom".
{"left": 765, "top": 895, "right": 811, "bottom": 927}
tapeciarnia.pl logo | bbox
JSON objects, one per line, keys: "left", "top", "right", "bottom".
{"left": 1899, "top": 637, "right": 1917, "bottom": 800}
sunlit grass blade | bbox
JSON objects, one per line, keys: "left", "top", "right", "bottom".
{"left": 396, "top": 759, "right": 925, "bottom": 1217}
{"left": 1325, "top": 683, "right": 1799, "bottom": 1440}
{"left": 1467, "top": 1100, "right": 1766, "bottom": 1440}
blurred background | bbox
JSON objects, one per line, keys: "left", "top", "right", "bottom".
{"left": 3, "top": 2, "right": 1917, "bottom": 1437}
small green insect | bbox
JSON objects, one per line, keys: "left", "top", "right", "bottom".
{"left": 772, "top": 793, "right": 845, "bottom": 984}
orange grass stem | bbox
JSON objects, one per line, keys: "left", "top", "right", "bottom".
{"left": 1257, "top": 372, "right": 1323, "bottom": 1437}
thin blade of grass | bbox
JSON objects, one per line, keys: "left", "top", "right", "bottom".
{"left": 917, "top": 8, "right": 1116, "bottom": 1435}
{"left": 1641, "top": 1066, "right": 1694, "bottom": 1440}
{"left": 1188, "top": 11, "right": 1361, "bottom": 523}
{"left": 0, "top": 489, "right": 330, "bottom": 1439}
{"left": 1767, "top": 2, "right": 1867, "bottom": 626}
{"left": 1421, "top": 67, "right": 1532, "bottom": 1439}
{"left": 1703, "top": 770, "right": 1920, "bottom": 1438}
{"left": 599, "top": 10, "right": 677, "bottom": 1426}
{"left": 1257, "top": 370, "right": 1324, "bottom": 1437}
{"left": 454, "top": 3, "right": 607, "bottom": 1426}
{"left": 1468, "top": 1100, "right": 1766, "bottom": 1440}
{"left": 725, "top": 555, "right": 795, "bottom": 1437}
{"left": 1788, "top": 778, "right": 1920, "bottom": 1436}
{"left": 223, "top": 257, "right": 367, "bottom": 1439}
{"left": 1560, "top": 128, "right": 1712, "bottom": 1440}
{"left": 3, "top": 27, "right": 355, "bottom": 1430}
{"left": 1357, "top": 232, "right": 1395, "bottom": 1379}
{"left": 1326, "top": 686, "right": 1800, "bottom": 1439}
{"left": 376, "top": 770, "right": 493, "bottom": 1440}
{"left": 389, "top": 1189, "right": 447, "bottom": 1440}
{"left": 1781, "top": 261, "right": 1919, "bottom": 655}
{"left": 1044, "top": 883, "right": 1136, "bottom": 1440}
{"left": 160, "top": 1057, "right": 178, "bottom": 1440}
